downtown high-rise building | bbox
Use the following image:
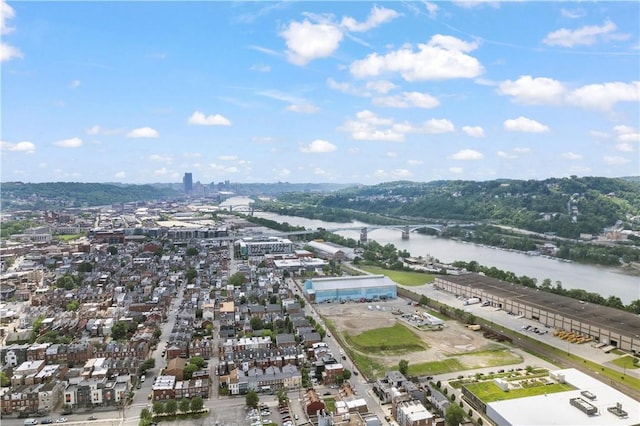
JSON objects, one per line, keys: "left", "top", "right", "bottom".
{"left": 183, "top": 172, "right": 193, "bottom": 194}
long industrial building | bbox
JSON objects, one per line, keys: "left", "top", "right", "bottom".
{"left": 434, "top": 274, "right": 640, "bottom": 352}
{"left": 304, "top": 275, "right": 397, "bottom": 304}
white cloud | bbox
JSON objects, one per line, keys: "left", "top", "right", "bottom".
{"left": 513, "top": 147, "right": 531, "bottom": 154}
{"left": 498, "top": 75, "right": 566, "bottom": 104}
{"left": 340, "top": 5, "right": 399, "bottom": 32}
{"left": 452, "top": 1, "right": 501, "bottom": 9}
{"left": 386, "top": 151, "right": 397, "bottom": 158}
{"left": 392, "top": 169, "right": 412, "bottom": 178}
{"left": 562, "top": 152, "right": 583, "bottom": 160}
{"left": 299, "top": 139, "right": 337, "bottom": 153}
{"left": 0, "top": 0, "right": 21, "bottom": 62}
{"left": 449, "top": 167, "right": 464, "bottom": 174}
{"left": 70, "top": 80, "right": 81, "bottom": 89}
{"left": 1, "top": 0, "right": 16, "bottom": 34}
{"left": 365, "top": 80, "right": 398, "bottom": 94}
{"left": 543, "top": 20, "right": 629, "bottom": 47}
{"left": 603, "top": 155, "right": 630, "bottom": 165}
{"left": 589, "top": 130, "right": 610, "bottom": 139}
{"left": 560, "top": 8, "right": 585, "bottom": 19}
{"left": 339, "top": 110, "right": 405, "bottom": 142}
{"left": 1, "top": 41, "right": 22, "bottom": 62}
{"left": 275, "top": 168, "right": 291, "bottom": 177}
{"left": 114, "top": 171, "right": 126, "bottom": 179}
{"left": 188, "top": 111, "right": 232, "bottom": 126}
{"left": 286, "top": 103, "right": 320, "bottom": 114}
{"left": 422, "top": 118, "right": 455, "bottom": 134}
{"left": 218, "top": 155, "right": 238, "bottom": 161}
{"left": 503, "top": 116, "right": 550, "bottom": 133}
{"left": 280, "top": 19, "right": 343, "bottom": 65}
{"left": 450, "top": 149, "right": 483, "bottom": 160}
{"left": 350, "top": 34, "right": 483, "bottom": 81}
{"left": 126, "top": 127, "right": 159, "bottom": 138}
{"left": 208, "top": 163, "right": 239, "bottom": 174}
{"left": 314, "top": 167, "right": 328, "bottom": 176}
{"left": 327, "top": 78, "right": 364, "bottom": 96}
{"left": 85, "top": 125, "right": 122, "bottom": 135}
{"left": 250, "top": 64, "right": 271, "bottom": 72}
{"left": 462, "top": 126, "right": 485, "bottom": 138}
{"left": 566, "top": 81, "right": 640, "bottom": 110}
{"left": 496, "top": 150, "right": 516, "bottom": 159}
{"left": 424, "top": 2, "right": 439, "bottom": 18}
{"left": 615, "top": 143, "right": 635, "bottom": 152}
{"left": 53, "top": 137, "right": 83, "bottom": 148}
{"left": 147, "top": 154, "right": 173, "bottom": 164}
{"left": 407, "top": 159, "right": 423, "bottom": 166}
{"left": 0, "top": 140, "right": 35, "bottom": 154}
{"left": 373, "top": 91, "right": 439, "bottom": 109}
{"left": 153, "top": 167, "right": 169, "bottom": 176}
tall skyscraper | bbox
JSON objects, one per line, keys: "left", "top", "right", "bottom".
{"left": 183, "top": 172, "right": 193, "bottom": 194}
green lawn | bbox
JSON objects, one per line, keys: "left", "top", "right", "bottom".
{"left": 408, "top": 358, "right": 466, "bottom": 376}
{"left": 358, "top": 265, "right": 434, "bottom": 286}
{"left": 457, "top": 349, "right": 523, "bottom": 369}
{"left": 464, "top": 381, "right": 574, "bottom": 402}
{"left": 612, "top": 355, "right": 640, "bottom": 369}
{"left": 54, "top": 234, "right": 84, "bottom": 242}
{"left": 346, "top": 323, "right": 427, "bottom": 354}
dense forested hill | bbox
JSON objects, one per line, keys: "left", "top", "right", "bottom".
{"left": 258, "top": 177, "right": 640, "bottom": 239}
{"left": 1, "top": 182, "right": 179, "bottom": 210}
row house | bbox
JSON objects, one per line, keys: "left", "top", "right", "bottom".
{"left": 188, "top": 338, "right": 214, "bottom": 360}
{"left": 1, "top": 384, "right": 39, "bottom": 415}
{"left": 173, "top": 378, "right": 210, "bottom": 400}
{"left": 36, "top": 381, "right": 64, "bottom": 412}
{"left": 394, "top": 399, "right": 434, "bottom": 426}
{"left": 1, "top": 343, "right": 30, "bottom": 367}
{"left": 151, "top": 375, "right": 176, "bottom": 401}
{"left": 219, "top": 346, "right": 304, "bottom": 372}
{"left": 92, "top": 341, "right": 150, "bottom": 361}
{"left": 221, "top": 368, "right": 248, "bottom": 395}
{"left": 246, "top": 364, "right": 302, "bottom": 392}
{"left": 221, "top": 336, "right": 272, "bottom": 354}
{"left": 11, "top": 360, "right": 45, "bottom": 386}
{"left": 63, "top": 375, "right": 131, "bottom": 409}
{"left": 26, "top": 343, "right": 50, "bottom": 361}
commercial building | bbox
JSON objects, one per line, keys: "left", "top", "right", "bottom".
{"left": 434, "top": 273, "right": 640, "bottom": 352}
{"left": 236, "top": 237, "right": 293, "bottom": 257}
{"left": 482, "top": 369, "right": 639, "bottom": 426}
{"left": 183, "top": 173, "right": 193, "bottom": 194}
{"left": 303, "top": 275, "right": 397, "bottom": 304}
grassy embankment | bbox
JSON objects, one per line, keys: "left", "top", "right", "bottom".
{"left": 356, "top": 265, "right": 435, "bottom": 286}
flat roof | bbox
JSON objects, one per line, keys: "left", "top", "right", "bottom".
{"left": 486, "top": 368, "right": 640, "bottom": 426}
{"left": 438, "top": 274, "right": 640, "bottom": 337}
{"left": 310, "top": 275, "right": 396, "bottom": 291}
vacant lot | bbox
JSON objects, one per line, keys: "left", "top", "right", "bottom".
{"left": 317, "top": 298, "right": 522, "bottom": 378}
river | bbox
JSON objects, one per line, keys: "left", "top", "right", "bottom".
{"left": 221, "top": 197, "right": 640, "bottom": 303}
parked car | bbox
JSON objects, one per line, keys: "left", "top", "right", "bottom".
{"left": 88, "top": 415, "right": 98, "bottom": 421}
{"left": 41, "top": 420, "right": 52, "bottom": 425}
{"left": 55, "top": 418, "right": 67, "bottom": 423}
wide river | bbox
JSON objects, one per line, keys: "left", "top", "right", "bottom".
{"left": 222, "top": 197, "right": 640, "bottom": 303}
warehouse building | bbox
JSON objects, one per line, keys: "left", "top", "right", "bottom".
{"left": 236, "top": 237, "right": 293, "bottom": 257}
{"left": 304, "top": 275, "right": 397, "bottom": 304}
{"left": 434, "top": 274, "right": 640, "bottom": 352}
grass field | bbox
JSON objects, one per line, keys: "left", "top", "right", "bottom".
{"left": 612, "top": 355, "right": 640, "bottom": 369}
{"left": 464, "top": 381, "right": 574, "bottom": 402}
{"left": 54, "top": 234, "right": 84, "bottom": 242}
{"left": 458, "top": 349, "right": 523, "bottom": 369}
{"left": 346, "top": 323, "right": 427, "bottom": 354}
{"left": 358, "top": 265, "right": 434, "bottom": 286}
{"left": 408, "top": 358, "right": 466, "bottom": 376}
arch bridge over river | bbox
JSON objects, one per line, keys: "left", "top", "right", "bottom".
{"left": 279, "top": 223, "right": 475, "bottom": 242}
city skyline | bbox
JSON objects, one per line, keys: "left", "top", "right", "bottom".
{"left": 1, "top": 1, "right": 639, "bottom": 185}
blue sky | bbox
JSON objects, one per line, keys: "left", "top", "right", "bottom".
{"left": 1, "top": 1, "right": 639, "bottom": 185}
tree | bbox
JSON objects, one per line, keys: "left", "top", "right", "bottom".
{"left": 190, "top": 396, "right": 204, "bottom": 412}
{"left": 246, "top": 390, "right": 259, "bottom": 408}
{"left": 140, "top": 407, "right": 152, "bottom": 420}
{"left": 229, "top": 272, "right": 247, "bottom": 287}
{"left": 184, "top": 363, "right": 198, "bottom": 380}
{"left": 107, "top": 246, "right": 118, "bottom": 255}
{"left": 111, "top": 321, "right": 129, "bottom": 341}
{"left": 185, "top": 268, "right": 198, "bottom": 284}
{"left": 140, "top": 358, "right": 156, "bottom": 373}
{"left": 445, "top": 403, "right": 465, "bottom": 426}
{"left": 165, "top": 399, "right": 178, "bottom": 416}
{"left": 153, "top": 401, "right": 165, "bottom": 415}
{"left": 179, "top": 398, "right": 191, "bottom": 413}
{"left": 189, "top": 356, "right": 205, "bottom": 369}
{"left": 0, "top": 371, "right": 9, "bottom": 387}
{"left": 398, "top": 359, "right": 409, "bottom": 377}
{"left": 186, "top": 247, "right": 199, "bottom": 256}
{"left": 66, "top": 300, "right": 80, "bottom": 311}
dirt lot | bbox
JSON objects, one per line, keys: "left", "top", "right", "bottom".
{"left": 315, "top": 298, "right": 518, "bottom": 371}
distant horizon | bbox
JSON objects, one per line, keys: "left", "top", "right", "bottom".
{"left": 2, "top": 174, "right": 639, "bottom": 187}
{"left": 2, "top": 1, "right": 638, "bottom": 184}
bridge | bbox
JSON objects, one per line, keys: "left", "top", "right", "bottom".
{"left": 281, "top": 223, "right": 475, "bottom": 242}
